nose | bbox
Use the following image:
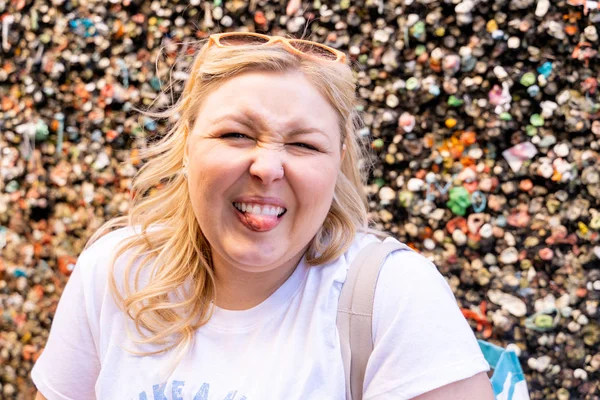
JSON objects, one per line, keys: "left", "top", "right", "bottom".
{"left": 248, "top": 146, "right": 285, "bottom": 185}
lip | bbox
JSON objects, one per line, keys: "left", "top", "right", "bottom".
{"left": 231, "top": 196, "right": 287, "bottom": 209}
{"left": 232, "top": 199, "right": 286, "bottom": 232}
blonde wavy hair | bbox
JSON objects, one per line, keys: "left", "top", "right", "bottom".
{"left": 86, "top": 36, "right": 379, "bottom": 369}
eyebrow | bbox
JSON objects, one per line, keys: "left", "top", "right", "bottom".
{"left": 210, "top": 111, "right": 329, "bottom": 139}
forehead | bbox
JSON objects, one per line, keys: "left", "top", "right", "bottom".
{"left": 195, "top": 70, "right": 340, "bottom": 136}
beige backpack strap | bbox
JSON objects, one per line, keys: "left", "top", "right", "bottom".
{"left": 337, "top": 241, "right": 411, "bottom": 400}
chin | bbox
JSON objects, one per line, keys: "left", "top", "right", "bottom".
{"left": 226, "top": 242, "right": 285, "bottom": 271}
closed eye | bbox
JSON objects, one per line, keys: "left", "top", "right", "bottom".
{"left": 290, "top": 142, "right": 319, "bottom": 151}
{"left": 219, "top": 132, "right": 251, "bottom": 139}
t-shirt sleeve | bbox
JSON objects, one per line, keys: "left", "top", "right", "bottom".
{"left": 362, "top": 246, "right": 490, "bottom": 400}
{"left": 31, "top": 253, "right": 100, "bottom": 400}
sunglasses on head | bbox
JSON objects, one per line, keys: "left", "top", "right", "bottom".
{"left": 207, "top": 32, "right": 347, "bottom": 63}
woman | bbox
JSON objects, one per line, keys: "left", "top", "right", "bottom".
{"left": 32, "top": 33, "right": 494, "bottom": 399}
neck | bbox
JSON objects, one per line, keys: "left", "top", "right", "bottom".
{"left": 211, "top": 251, "right": 306, "bottom": 311}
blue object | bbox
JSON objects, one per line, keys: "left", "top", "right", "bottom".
{"left": 471, "top": 191, "right": 487, "bottom": 212}
{"left": 495, "top": 215, "right": 507, "bottom": 227}
{"left": 117, "top": 59, "right": 130, "bottom": 89}
{"left": 478, "top": 340, "right": 531, "bottom": 400}
{"left": 429, "top": 84, "right": 441, "bottom": 97}
{"left": 435, "top": 176, "right": 454, "bottom": 195}
{"left": 14, "top": 269, "right": 27, "bottom": 278}
{"left": 91, "top": 129, "right": 103, "bottom": 142}
{"left": 70, "top": 18, "right": 96, "bottom": 37}
{"left": 462, "top": 57, "right": 476, "bottom": 72}
{"left": 527, "top": 85, "right": 540, "bottom": 97}
{"left": 144, "top": 117, "right": 157, "bottom": 131}
{"left": 150, "top": 76, "right": 162, "bottom": 91}
{"left": 537, "top": 62, "right": 553, "bottom": 78}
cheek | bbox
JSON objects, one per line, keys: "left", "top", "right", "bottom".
{"left": 294, "top": 161, "right": 339, "bottom": 209}
{"left": 187, "top": 151, "right": 240, "bottom": 208}
{"left": 190, "top": 143, "right": 242, "bottom": 180}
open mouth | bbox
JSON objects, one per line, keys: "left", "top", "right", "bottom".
{"left": 232, "top": 202, "right": 287, "bottom": 218}
{"left": 232, "top": 202, "right": 287, "bottom": 232}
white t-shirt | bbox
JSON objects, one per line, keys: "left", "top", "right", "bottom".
{"left": 32, "top": 226, "right": 489, "bottom": 400}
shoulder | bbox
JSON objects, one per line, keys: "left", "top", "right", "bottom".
{"left": 376, "top": 237, "right": 449, "bottom": 301}
{"left": 77, "top": 226, "right": 143, "bottom": 278}
{"left": 340, "top": 233, "right": 438, "bottom": 287}
{"left": 337, "top": 232, "right": 393, "bottom": 267}
{"left": 333, "top": 233, "right": 445, "bottom": 309}
{"left": 373, "top": 237, "right": 456, "bottom": 328}
{"left": 347, "top": 235, "right": 467, "bottom": 345}
{"left": 67, "top": 225, "right": 165, "bottom": 330}
{"left": 79, "top": 224, "right": 166, "bottom": 268}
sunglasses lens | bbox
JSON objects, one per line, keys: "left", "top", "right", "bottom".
{"left": 290, "top": 41, "right": 338, "bottom": 61}
{"left": 218, "top": 34, "right": 269, "bottom": 46}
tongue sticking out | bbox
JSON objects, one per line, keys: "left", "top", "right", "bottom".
{"left": 239, "top": 212, "right": 281, "bottom": 232}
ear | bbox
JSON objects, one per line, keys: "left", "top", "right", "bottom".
{"left": 340, "top": 143, "right": 347, "bottom": 163}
